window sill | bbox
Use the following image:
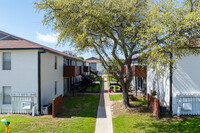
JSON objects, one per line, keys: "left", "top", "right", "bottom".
{"left": 2, "top": 104, "right": 11, "bottom": 106}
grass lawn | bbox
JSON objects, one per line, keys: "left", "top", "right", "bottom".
{"left": 113, "top": 115, "right": 200, "bottom": 133}
{"left": 86, "top": 85, "right": 101, "bottom": 90}
{"left": 0, "top": 94, "right": 99, "bottom": 133}
{"left": 133, "top": 97, "right": 147, "bottom": 106}
{"left": 86, "top": 78, "right": 103, "bottom": 91}
{"left": 109, "top": 94, "right": 123, "bottom": 101}
{"left": 111, "top": 97, "right": 200, "bottom": 133}
{"left": 107, "top": 77, "right": 117, "bottom": 82}
{"left": 94, "top": 77, "right": 103, "bottom": 81}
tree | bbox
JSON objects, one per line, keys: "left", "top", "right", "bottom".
{"left": 78, "top": 57, "right": 84, "bottom": 60}
{"left": 111, "top": 58, "right": 124, "bottom": 66}
{"left": 35, "top": 0, "right": 200, "bottom": 108}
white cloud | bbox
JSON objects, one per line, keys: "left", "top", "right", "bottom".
{"left": 36, "top": 32, "right": 59, "bottom": 43}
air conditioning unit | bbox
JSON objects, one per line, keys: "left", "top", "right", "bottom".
{"left": 22, "top": 102, "right": 32, "bottom": 110}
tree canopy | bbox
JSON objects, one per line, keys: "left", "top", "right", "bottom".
{"left": 78, "top": 57, "right": 84, "bottom": 60}
{"left": 35, "top": 0, "right": 200, "bottom": 107}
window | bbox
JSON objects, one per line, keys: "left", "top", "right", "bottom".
{"left": 67, "top": 59, "right": 70, "bottom": 66}
{"left": 3, "top": 52, "right": 11, "bottom": 70}
{"left": 55, "top": 56, "right": 57, "bottom": 69}
{"left": 3, "top": 86, "right": 11, "bottom": 104}
{"left": 55, "top": 81, "right": 57, "bottom": 95}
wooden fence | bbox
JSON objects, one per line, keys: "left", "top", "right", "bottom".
{"left": 52, "top": 95, "right": 63, "bottom": 118}
{"left": 148, "top": 94, "right": 160, "bottom": 118}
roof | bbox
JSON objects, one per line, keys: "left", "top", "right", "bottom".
{"left": 86, "top": 57, "right": 99, "bottom": 60}
{"left": 85, "top": 57, "right": 101, "bottom": 63}
{"left": 0, "top": 30, "right": 84, "bottom": 62}
{"left": 85, "top": 60, "right": 101, "bottom": 63}
{"left": 0, "top": 40, "right": 41, "bottom": 49}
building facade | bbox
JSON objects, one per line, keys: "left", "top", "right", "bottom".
{"left": 0, "top": 30, "right": 86, "bottom": 114}
{"left": 147, "top": 55, "right": 200, "bottom": 115}
{"left": 85, "top": 57, "right": 105, "bottom": 74}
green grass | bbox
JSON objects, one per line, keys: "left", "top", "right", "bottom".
{"left": 0, "top": 94, "right": 99, "bottom": 133}
{"left": 109, "top": 94, "right": 123, "bottom": 101}
{"left": 111, "top": 95, "right": 200, "bottom": 133}
{"left": 86, "top": 85, "right": 100, "bottom": 90}
{"left": 94, "top": 77, "right": 103, "bottom": 81}
{"left": 107, "top": 77, "right": 117, "bottom": 81}
{"left": 86, "top": 78, "right": 103, "bottom": 91}
{"left": 113, "top": 115, "right": 200, "bottom": 133}
{"left": 133, "top": 97, "right": 147, "bottom": 106}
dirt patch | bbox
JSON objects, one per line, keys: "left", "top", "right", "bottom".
{"left": 110, "top": 97, "right": 185, "bottom": 122}
{"left": 111, "top": 100, "right": 152, "bottom": 118}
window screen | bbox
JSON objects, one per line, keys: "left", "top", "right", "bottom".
{"left": 55, "top": 56, "right": 57, "bottom": 69}
{"left": 3, "top": 86, "right": 11, "bottom": 104}
{"left": 3, "top": 52, "right": 11, "bottom": 70}
{"left": 55, "top": 81, "right": 57, "bottom": 95}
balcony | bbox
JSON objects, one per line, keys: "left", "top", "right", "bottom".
{"left": 63, "top": 66, "right": 80, "bottom": 77}
{"left": 84, "top": 66, "right": 91, "bottom": 72}
{"left": 123, "top": 65, "right": 147, "bottom": 77}
{"left": 133, "top": 65, "right": 147, "bottom": 77}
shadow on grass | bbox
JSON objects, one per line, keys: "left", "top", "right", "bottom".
{"left": 112, "top": 96, "right": 200, "bottom": 133}
{"left": 57, "top": 94, "right": 100, "bottom": 118}
{"left": 132, "top": 116, "right": 200, "bottom": 133}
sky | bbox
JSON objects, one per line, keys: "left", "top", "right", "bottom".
{"left": 0, "top": 0, "right": 94, "bottom": 59}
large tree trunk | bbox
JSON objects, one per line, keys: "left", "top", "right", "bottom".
{"left": 121, "top": 84, "right": 130, "bottom": 108}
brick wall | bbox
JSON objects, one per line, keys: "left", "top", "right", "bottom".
{"left": 52, "top": 95, "right": 63, "bottom": 118}
{"left": 148, "top": 94, "right": 160, "bottom": 118}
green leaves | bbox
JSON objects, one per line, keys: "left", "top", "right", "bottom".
{"left": 35, "top": 0, "right": 200, "bottom": 78}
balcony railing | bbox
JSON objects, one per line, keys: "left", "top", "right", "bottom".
{"left": 134, "top": 65, "right": 147, "bottom": 77}
{"left": 63, "top": 66, "right": 80, "bottom": 77}
{"left": 84, "top": 66, "right": 91, "bottom": 72}
{"left": 123, "top": 65, "right": 147, "bottom": 77}
{"left": 80, "top": 66, "right": 84, "bottom": 74}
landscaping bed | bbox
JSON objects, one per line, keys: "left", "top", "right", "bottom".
{"left": 0, "top": 94, "right": 99, "bottom": 133}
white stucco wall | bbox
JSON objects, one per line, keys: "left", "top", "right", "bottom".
{"left": 41, "top": 52, "right": 64, "bottom": 105}
{"left": 147, "top": 67, "right": 170, "bottom": 107}
{"left": 86, "top": 62, "right": 105, "bottom": 74}
{"left": 77, "top": 61, "right": 84, "bottom": 66}
{"left": 147, "top": 55, "right": 200, "bottom": 115}
{"left": 172, "top": 55, "right": 200, "bottom": 114}
{"left": 97, "top": 62, "right": 105, "bottom": 74}
{"left": 0, "top": 50, "right": 38, "bottom": 113}
{"left": 173, "top": 55, "right": 200, "bottom": 94}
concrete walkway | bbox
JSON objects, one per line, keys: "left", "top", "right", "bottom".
{"left": 95, "top": 77, "right": 113, "bottom": 133}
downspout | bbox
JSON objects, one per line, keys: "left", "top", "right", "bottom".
{"left": 169, "top": 53, "right": 173, "bottom": 114}
{"left": 38, "top": 49, "right": 46, "bottom": 114}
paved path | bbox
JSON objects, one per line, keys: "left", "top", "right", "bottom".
{"left": 95, "top": 77, "right": 113, "bottom": 133}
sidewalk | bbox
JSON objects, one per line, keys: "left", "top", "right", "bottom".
{"left": 95, "top": 77, "right": 113, "bottom": 133}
